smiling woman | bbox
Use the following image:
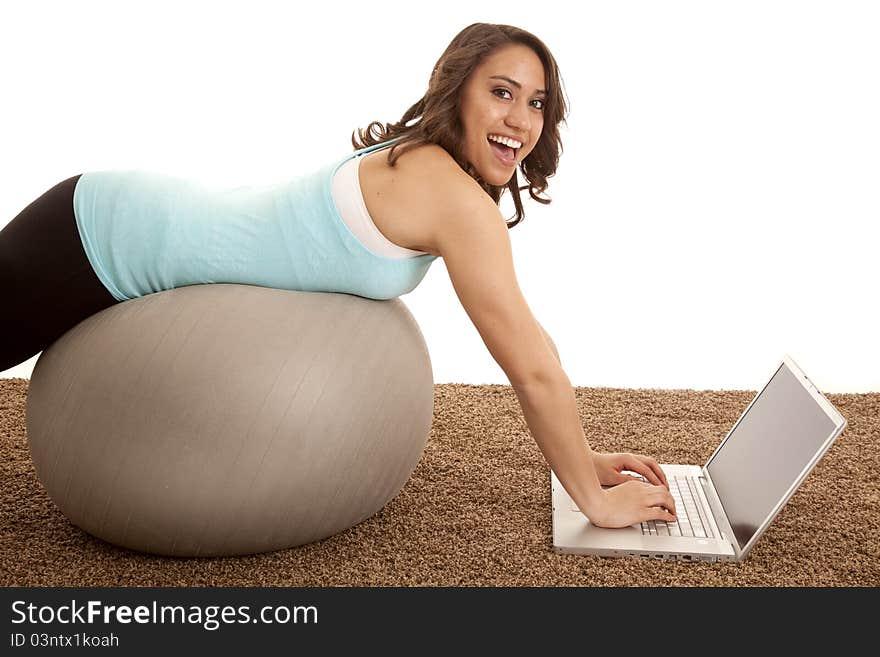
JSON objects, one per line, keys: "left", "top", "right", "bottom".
{"left": 2, "top": 22, "right": 679, "bottom": 541}
{"left": 353, "top": 23, "right": 567, "bottom": 229}
{"left": 459, "top": 44, "right": 547, "bottom": 186}
{"left": 347, "top": 23, "right": 678, "bottom": 530}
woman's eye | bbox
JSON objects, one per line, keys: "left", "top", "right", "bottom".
{"left": 493, "top": 88, "right": 544, "bottom": 110}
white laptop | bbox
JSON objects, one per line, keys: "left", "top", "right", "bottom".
{"left": 551, "top": 356, "right": 847, "bottom": 562}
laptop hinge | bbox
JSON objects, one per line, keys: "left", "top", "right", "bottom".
{"left": 700, "top": 468, "right": 742, "bottom": 560}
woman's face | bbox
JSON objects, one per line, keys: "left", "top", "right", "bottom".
{"left": 459, "top": 43, "right": 547, "bottom": 186}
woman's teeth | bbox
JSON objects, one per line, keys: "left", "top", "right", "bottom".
{"left": 487, "top": 134, "right": 522, "bottom": 149}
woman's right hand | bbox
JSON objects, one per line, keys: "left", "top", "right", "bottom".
{"left": 588, "top": 480, "right": 677, "bottom": 529}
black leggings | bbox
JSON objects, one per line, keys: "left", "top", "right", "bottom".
{"left": 1, "top": 174, "right": 119, "bottom": 372}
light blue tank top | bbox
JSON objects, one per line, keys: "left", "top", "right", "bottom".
{"left": 72, "top": 140, "right": 439, "bottom": 301}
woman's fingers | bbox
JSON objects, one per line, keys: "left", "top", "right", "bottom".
{"left": 647, "top": 506, "right": 678, "bottom": 523}
{"left": 621, "top": 455, "right": 668, "bottom": 489}
{"left": 647, "top": 485, "right": 676, "bottom": 517}
{"left": 630, "top": 461, "right": 662, "bottom": 486}
{"left": 636, "top": 455, "right": 669, "bottom": 489}
{"left": 598, "top": 481, "right": 678, "bottom": 528}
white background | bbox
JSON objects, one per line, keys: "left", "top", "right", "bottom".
{"left": 2, "top": 0, "right": 877, "bottom": 392}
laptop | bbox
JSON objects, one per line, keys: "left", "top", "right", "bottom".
{"left": 551, "top": 355, "right": 847, "bottom": 562}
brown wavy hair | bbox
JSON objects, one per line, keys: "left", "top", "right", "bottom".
{"left": 351, "top": 23, "right": 568, "bottom": 229}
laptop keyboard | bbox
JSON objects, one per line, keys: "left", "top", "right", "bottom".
{"left": 640, "top": 475, "right": 714, "bottom": 538}
{"left": 566, "top": 474, "right": 715, "bottom": 539}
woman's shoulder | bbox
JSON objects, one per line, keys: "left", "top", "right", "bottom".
{"left": 362, "top": 141, "right": 469, "bottom": 187}
{"left": 379, "top": 143, "right": 488, "bottom": 216}
{"left": 359, "top": 141, "right": 491, "bottom": 256}
{"left": 401, "top": 143, "right": 499, "bottom": 221}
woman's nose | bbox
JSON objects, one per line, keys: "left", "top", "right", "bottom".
{"left": 505, "top": 103, "right": 530, "bottom": 133}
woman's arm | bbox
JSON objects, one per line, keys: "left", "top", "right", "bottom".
{"left": 428, "top": 173, "right": 676, "bottom": 527}
{"left": 535, "top": 320, "right": 560, "bottom": 365}
{"left": 532, "top": 322, "right": 669, "bottom": 489}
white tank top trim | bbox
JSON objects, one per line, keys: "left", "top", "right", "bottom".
{"left": 331, "top": 154, "right": 429, "bottom": 259}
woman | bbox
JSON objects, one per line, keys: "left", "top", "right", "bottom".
{"left": 0, "top": 23, "right": 676, "bottom": 530}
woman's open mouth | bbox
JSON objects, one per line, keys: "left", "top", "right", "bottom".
{"left": 487, "top": 135, "right": 521, "bottom": 167}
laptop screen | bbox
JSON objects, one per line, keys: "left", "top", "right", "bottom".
{"left": 705, "top": 362, "right": 839, "bottom": 551}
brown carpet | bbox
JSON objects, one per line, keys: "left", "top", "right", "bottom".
{"left": 2, "top": 378, "right": 878, "bottom": 587}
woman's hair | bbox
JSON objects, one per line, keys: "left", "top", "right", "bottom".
{"left": 352, "top": 23, "right": 568, "bottom": 229}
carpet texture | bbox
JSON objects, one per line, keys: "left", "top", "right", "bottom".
{"left": 2, "top": 378, "right": 878, "bottom": 587}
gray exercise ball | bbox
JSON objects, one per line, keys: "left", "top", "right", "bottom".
{"left": 26, "top": 284, "right": 434, "bottom": 557}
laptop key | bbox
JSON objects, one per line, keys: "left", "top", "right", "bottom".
{"left": 686, "top": 477, "right": 715, "bottom": 539}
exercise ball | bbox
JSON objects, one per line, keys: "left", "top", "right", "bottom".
{"left": 25, "top": 284, "right": 434, "bottom": 557}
